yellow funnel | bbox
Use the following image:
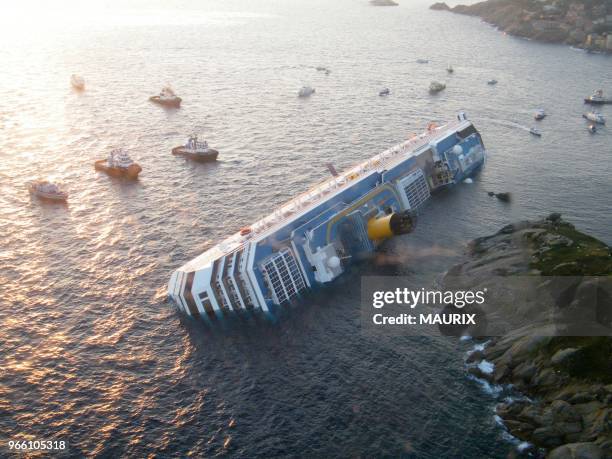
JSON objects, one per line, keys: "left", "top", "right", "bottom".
{"left": 367, "top": 211, "right": 415, "bottom": 241}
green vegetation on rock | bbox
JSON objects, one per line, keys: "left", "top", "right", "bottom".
{"left": 540, "top": 336, "right": 612, "bottom": 383}
{"left": 529, "top": 220, "right": 612, "bottom": 276}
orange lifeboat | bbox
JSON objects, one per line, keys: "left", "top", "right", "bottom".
{"left": 240, "top": 227, "right": 252, "bottom": 236}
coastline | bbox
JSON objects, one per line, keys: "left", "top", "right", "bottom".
{"left": 430, "top": 1, "right": 612, "bottom": 54}
{"left": 442, "top": 214, "right": 612, "bottom": 457}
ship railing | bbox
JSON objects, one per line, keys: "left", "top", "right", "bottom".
{"left": 247, "top": 121, "right": 461, "bottom": 236}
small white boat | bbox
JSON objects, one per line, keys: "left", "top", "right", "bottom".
{"left": 487, "top": 79, "right": 498, "bottom": 85}
{"left": 588, "top": 124, "right": 597, "bottom": 133}
{"left": 529, "top": 127, "right": 542, "bottom": 137}
{"left": 584, "top": 89, "right": 611, "bottom": 105}
{"left": 28, "top": 180, "right": 68, "bottom": 202}
{"left": 416, "top": 58, "right": 429, "bottom": 64}
{"left": 298, "top": 86, "right": 315, "bottom": 97}
{"left": 379, "top": 88, "right": 390, "bottom": 96}
{"left": 447, "top": 64, "right": 454, "bottom": 73}
{"left": 534, "top": 109, "right": 546, "bottom": 120}
{"left": 70, "top": 74, "right": 85, "bottom": 90}
{"left": 429, "top": 81, "right": 446, "bottom": 93}
{"left": 583, "top": 112, "right": 605, "bottom": 124}
{"left": 150, "top": 86, "right": 182, "bottom": 107}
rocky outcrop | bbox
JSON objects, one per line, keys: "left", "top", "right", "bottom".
{"left": 429, "top": 2, "right": 450, "bottom": 11}
{"left": 430, "top": 0, "right": 612, "bottom": 52}
{"left": 443, "top": 214, "right": 612, "bottom": 456}
{"left": 370, "top": 0, "right": 398, "bottom": 6}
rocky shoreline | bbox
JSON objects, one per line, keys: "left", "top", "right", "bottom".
{"left": 442, "top": 214, "right": 612, "bottom": 458}
{"left": 430, "top": 0, "right": 612, "bottom": 53}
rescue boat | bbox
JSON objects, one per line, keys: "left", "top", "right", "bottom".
{"left": 95, "top": 149, "right": 142, "bottom": 179}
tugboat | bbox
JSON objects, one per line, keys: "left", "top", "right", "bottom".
{"left": 298, "top": 86, "right": 315, "bottom": 97}
{"left": 95, "top": 149, "right": 142, "bottom": 179}
{"left": 379, "top": 88, "right": 390, "bottom": 96}
{"left": 149, "top": 86, "right": 182, "bottom": 108}
{"left": 429, "top": 81, "right": 446, "bottom": 94}
{"left": 172, "top": 135, "right": 219, "bottom": 162}
{"left": 584, "top": 89, "right": 612, "bottom": 105}
{"left": 28, "top": 180, "right": 68, "bottom": 202}
{"left": 583, "top": 111, "right": 606, "bottom": 124}
{"left": 534, "top": 109, "right": 546, "bottom": 120}
{"left": 588, "top": 124, "right": 597, "bottom": 134}
{"left": 529, "top": 127, "right": 542, "bottom": 137}
{"left": 487, "top": 79, "right": 498, "bottom": 85}
{"left": 70, "top": 74, "right": 85, "bottom": 90}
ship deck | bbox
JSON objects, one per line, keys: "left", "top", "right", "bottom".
{"left": 182, "top": 119, "right": 467, "bottom": 271}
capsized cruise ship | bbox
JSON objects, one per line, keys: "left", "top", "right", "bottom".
{"left": 168, "top": 112, "right": 486, "bottom": 320}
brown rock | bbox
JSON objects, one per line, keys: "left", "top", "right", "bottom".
{"left": 466, "top": 350, "right": 484, "bottom": 363}
{"left": 533, "top": 368, "right": 560, "bottom": 387}
{"left": 551, "top": 348, "right": 580, "bottom": 365}
{"left": 493, "top": 361, "right": 511, "bottom": 383}
{"left": 550, "top": 400, "right": 581, "bottom": 423}
{"left": 547, "top": 442, "right": 603, "bottom": 459}
{"left": 467, "top": 365, "right": 493, "bottom": 381}
{"left": 554, "top": 421, "right": 583, "bottom": 436}
{"left": 533, "top": 426, "right": 563, "bottom": 447}
{"left": 513, "top": 361, "right": 538, "bottom": 383}
{"left": 583, "top": 408, "right": 611, "bottom": 441}
{"left": 497, "top": 400, "right": 529, "bottom": 419}
{"left": 518, "top": 405, "right": 545, "bottom": 426}
{"left": 569, "top": 393, "right": 596, "bottom": 405}
{"left": 573, "top": 402, "right": 603, "bottom": 417}
{"left": 504, "top": 419, "right": 536, "bottom": 436}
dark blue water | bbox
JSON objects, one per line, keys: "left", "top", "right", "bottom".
{"left": 1, "top": 0, "right": 611, "bottom": 457}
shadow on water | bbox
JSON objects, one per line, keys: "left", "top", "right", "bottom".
{"left": 179, "top": 158, "right": 222, "bottom": 171}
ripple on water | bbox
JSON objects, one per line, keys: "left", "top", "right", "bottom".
{"left": 0, "top": 0, "right": 611, "bottom": 456}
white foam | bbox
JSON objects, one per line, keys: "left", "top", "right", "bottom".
{"left": 466, "top": 340, "right": 490, "bottom": 356}
{"left": 467, "top": 374, "right": 503, "bottom": 396}
{"left": 517, "top": 441, "right": 532, "bottom": 452}
{"left": 478, "top": 360, "right": 495, "bottom": 374}
{"left": 503, "top": 395, "right": 533, "bottom": 404}
{"left": 464, "top": 178, "right": 473, "bottom": 184}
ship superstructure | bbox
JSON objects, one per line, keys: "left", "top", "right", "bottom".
{"left": 168, "top": 113, "right": 486, "bottom": 320}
